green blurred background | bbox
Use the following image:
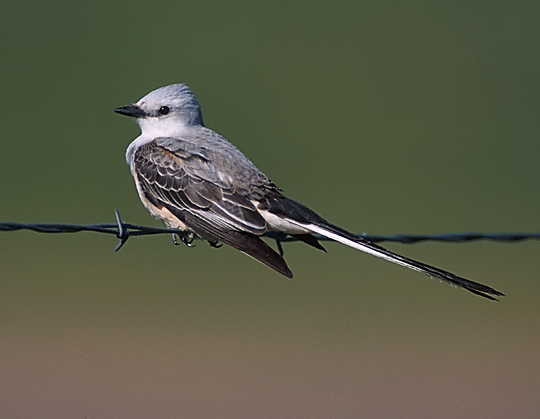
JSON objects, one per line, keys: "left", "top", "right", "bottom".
{"left": 1, "top": 1, "right": 539, "bottom": 417}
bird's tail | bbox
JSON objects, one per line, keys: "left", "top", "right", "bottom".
{"left": 298, "top": 221, "right": 504, "bottom": 300}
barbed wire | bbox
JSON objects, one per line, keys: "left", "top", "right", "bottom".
{"left": 1, "top": 210, "right": 539, "bottom": 253}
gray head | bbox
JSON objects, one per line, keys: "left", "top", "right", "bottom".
{"left": 114, "top": 83, "right": 204, "bottom": 136}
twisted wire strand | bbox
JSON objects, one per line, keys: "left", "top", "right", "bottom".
{"left": 1, "top": 210, "right": 539, "bottom": 252}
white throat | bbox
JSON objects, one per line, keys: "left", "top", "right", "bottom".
{"left": 125, "top": 118, "right": 190, "bottom": 166}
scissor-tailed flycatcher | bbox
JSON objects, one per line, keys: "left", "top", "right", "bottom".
{"left": 114, "top": 83, "right": 504, "bottom": 300}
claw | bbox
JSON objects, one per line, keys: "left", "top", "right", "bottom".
{"left": 183, "top": 235, "right": 196, "bottom": 247}
{"left": 208, "top": 239, "right": 223, "bottom": 248}
{"left": 171, "top": 231, "right": 196, "bottom": 247}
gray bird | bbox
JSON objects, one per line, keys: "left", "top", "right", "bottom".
{"left": 114, "top": 83, "right": 504, "bottom": 300}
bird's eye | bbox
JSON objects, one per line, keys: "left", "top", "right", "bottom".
{"left": 158, "top": 106, "right": 170, "bottom": 115}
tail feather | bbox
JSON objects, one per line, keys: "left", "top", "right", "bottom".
{"left": 303, "top": 223, "right": 504, "bottom": 300}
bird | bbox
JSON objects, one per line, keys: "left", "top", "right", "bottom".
{"left": 114, "top": 83, "right": 504, "bottom": 300}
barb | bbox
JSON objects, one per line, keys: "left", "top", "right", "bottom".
{"left": 0, "top": 210, "right": 185, "bottom": 251}
{"left": 1, "top": 210, "right": 539, "bottom": 252}
{"left": 113, "top": 209, "right": 130, "bottom": 252}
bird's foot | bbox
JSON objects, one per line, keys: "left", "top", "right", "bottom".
{"left": 172, "top": 232, "right": 196, "bottom": 247}
{"left": 208, "top": 239, "right": 223, "bottom": 248}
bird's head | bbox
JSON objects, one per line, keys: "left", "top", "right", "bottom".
{"left": 114, "top": 83, "right": 204, "bottom": 137}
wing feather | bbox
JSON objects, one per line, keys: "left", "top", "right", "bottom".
{"left": 132, "top": 139, "right": 292, "bottom": 277}
{"left": 133, "top": 139, "right": 270, "bottom": 235}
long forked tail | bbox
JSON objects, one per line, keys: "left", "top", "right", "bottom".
{"left": 303, "top": 222, "right": 505, "bottom": 301}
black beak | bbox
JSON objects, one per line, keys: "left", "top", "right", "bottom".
{"left": 113, "top": 105, "right": 147, "bottom": 118}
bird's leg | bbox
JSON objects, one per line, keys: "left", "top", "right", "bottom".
{"left": 275, "top": 239, "right": 285, "bottom": 257}
{"left": 264, "top": 231, "right": 288, "bottom": 257}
